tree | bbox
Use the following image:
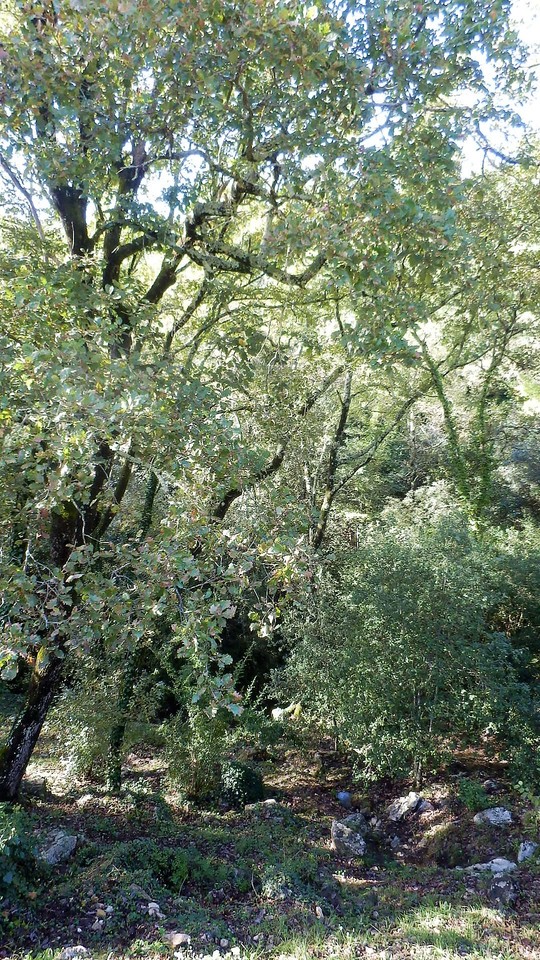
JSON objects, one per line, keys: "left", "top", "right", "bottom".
{"left": 0, "top": 0, "right": 526, "bottom": 799}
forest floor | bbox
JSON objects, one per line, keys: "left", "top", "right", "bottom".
{"left": 1, "top": 696, "right": 539, "bottom": 960}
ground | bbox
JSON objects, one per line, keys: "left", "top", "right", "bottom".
{"left": 1, "top": 692, "right": 539, "bottom": 960}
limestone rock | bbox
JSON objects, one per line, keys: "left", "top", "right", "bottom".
{"left": 38, "top": 831, "right": 78, "bottom": 865}
{"left": 166, "top": 932, "right": 191, "bottom": 948}
{"left": 342, "top": 812, "right": 369, "bottom": 835}
{"left": 473, "top": 807, "right": 512, "bottom": 827}
{"left": 464, "top": 857, "right": 516, "bottom": 875}
{"left": 386, "top": 792, "right": 423, "bottom": 821}
{"left": 488, "top": 876, "right": 517, "bottom": 909}
{"left": 331, "top": 819, "right": 367, "bottom": 857}
{"left": 517, "top": 840, "right": 538, "bottom": 863}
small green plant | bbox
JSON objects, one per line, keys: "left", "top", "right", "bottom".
{"left": 220, "top": 760, "right": 264, "bottom": 807}
{"left": 457, "top": 779, "right": 491, "bottom": 811}
{"left": 259, "top": 863, "right": 299, "bottom": 901}
{"left": 0, "top": 803, "right": 38, "bottom": 899}
{"left": 163, "top": 707, "right": 228, "bottom": 801}
{"left": 514, "top": 780, "right": 540, "bottom": 832}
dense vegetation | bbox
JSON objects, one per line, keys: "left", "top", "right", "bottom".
{"left": 0, "top": 1, "right": 540, "bottom": 957}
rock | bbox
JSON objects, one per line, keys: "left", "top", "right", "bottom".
{"left": 386, "top": 792, "right": 422, "bottom": 821}
{"left": 464, "top": 857, "right": 517, "bottom": 875}
{"left": 76, "top": 794, "right": 94, "bottom": 809}
{"left": 147, "top": 901, "right": 165, "bottom": 918}
{"left": 368, "top": 816, "right": 384, "bottom": 838}
{"left": 336, "top": 791, "right": 352, "bottom": 808}
{"left": 482, "top": 779, "right": 499, "bottom": 794}
{"left": 343, "top": 812, "right": 369, "bottom": 835}
{"left": 245, "top": 799, "right": 278, "bottom": 813}
{"left": 38, "top": 831, "right": 78, "bottom": 865}
{"left": 59, "top": 948, "right": 89, "bottom": 960}
{"left": 315, "top": 904, "right": 324, "bottom": 919}
{"left": 473, "top": 807, "right": 512, "bottom": 827}
{"left": 219, "top": 938, "right": 230, "bottom": 948}
{"left": 389, "top": 835, "right": 401, "bottom": 850}
{"left": 518, "top": 840, "right": 538, "bottom": 863}
{"left": 488, "top": 876, "right": 517, "bottom": 909}
{"left": 417, "top": 799, "right": 435, "bottom": 814}
{"left": 331, "top": 819, "right": 367, "bottom": 857}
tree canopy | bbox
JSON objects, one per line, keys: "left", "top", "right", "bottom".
{"left": 0, "top": 0, "right": 539, "bottom": 801}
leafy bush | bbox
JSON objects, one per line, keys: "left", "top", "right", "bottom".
{"left": 220, "top": 760, "right": 264, "bottom": 807}
{"left": 278, "top": 506, "right": 539, "bottom": 785}
{"left": 457, "top": 779, "right": 491, "bottom": 811}
{"left": 259, "top": 863, "right": 299, "bottom": 901}
{"left": 110, "top": 838, "right": 234, "bottom": 894}
{"left": 163, "top": 707, "right": 229, "bottom": 801}
{"left": 0, "top": 804, "right": 37, "bottom": 899}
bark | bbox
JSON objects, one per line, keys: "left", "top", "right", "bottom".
{"left": 312, "top": 370, "right": 352, "bottom": 550}
{"left": 106, "top": 657, "right": 140, "bottom": 793}
{"left": 0, "top": 655, "right": 63, "bottom": 802}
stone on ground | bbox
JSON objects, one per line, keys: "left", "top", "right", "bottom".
{"left": 386, "top": 792, "right": 423, "bottom": 821}
{"left": 464, "top": 857, "right": 516, "bottom": 874}
{"left": 38, "top": 830, "right": 78, "bottom": 865}
{"left": 517, "top": 840, "right": 538, "bottom": 863}
{"left": 473, "top": 807, "right": 512, "bottom": 826}
{"left": 331, "top": 819, "right": 367, "bottom": 857}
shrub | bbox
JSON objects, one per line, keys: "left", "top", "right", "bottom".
{"left": 163, "top": 707, "right": 229, "bottom": 801}
{"left": 0, "top": 804, "right": 37, "bottom": 899}
{"left": 278, "top": 506, "right": 539, "bottom": 785}
{"left": 220, "top": 760, "right": 264, "bottom": 807}
{"left": 457, "top": 779, "right": 491, "bottom": 811}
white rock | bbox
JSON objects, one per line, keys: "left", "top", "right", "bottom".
{"left": 464, "top": 857, "right": 517, "bottom": 874}
{"left": 518, "top": 840, "right": 538, "bottom": 863}
{"left": 59, "top": 948, "right": 89, "bottom": 960}
{"left": 167, "top": 932, "right": 191, "bottom": 947}
{"left": 331, "top": 819, "right": 367, "bottom": 857}
{"left": 76, "top": 794, "right": 94, "bottom": 808}
{"left": 38, "top": 831, "right": 78, "bottom": 865}
{"left": 482, "top": 779, "right": 499, "bottom": 794}
{"left": 386, "top": 792, "right": 422, "bottom": 821}
{"left": 343, "top": 812, "right": 369, "bottom": 835}
{"left": 473, "top": 807, "right": 512, "bottom": 827}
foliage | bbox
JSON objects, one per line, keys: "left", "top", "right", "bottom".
{"left": 0, "top": 0, "right": 533, "bottom": 799}
{"left": 108, "top": 837, "right": 234, "bottom": 895}
{"left": 163, "top": 707, "right": 230, "bottom": 801}
{"left": 279, "top": 497, "right": 540, "bottom": 783}
{"left": 457, "top": 780, "right": 491, "bottom": 812}
{"left": 0, "top": 803, "right": 37, "bottom": 899}
{"left": 220, "top": 760, "right": 264, "bottom": 808}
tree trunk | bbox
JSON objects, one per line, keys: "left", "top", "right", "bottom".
{"left": 0, "top": 655, "right": 63, "bottom": 802}
{"left": 107, "top": 658, "right": 139, "bottom": 793}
